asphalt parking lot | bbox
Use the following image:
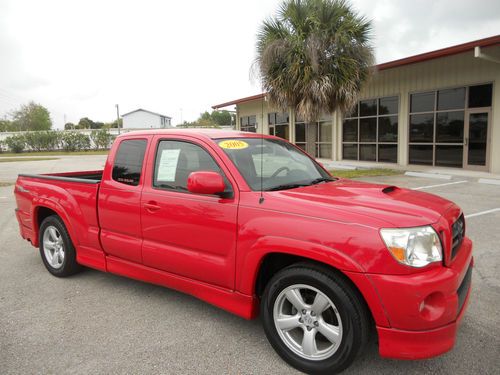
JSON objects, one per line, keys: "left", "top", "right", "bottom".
{"left": 1, "top": 156, "right": 499, "bottom": 374}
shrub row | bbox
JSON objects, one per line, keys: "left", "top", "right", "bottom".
{"left": 0, "top": 130, "right": 114, "bottom": 153}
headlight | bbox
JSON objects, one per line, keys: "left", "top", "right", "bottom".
{"left": 380, "top": 226, "right": 442, "bottom": 268}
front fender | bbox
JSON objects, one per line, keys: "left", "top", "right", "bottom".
{"left": 237, "top": 235, "right": 390, "bottom": 327}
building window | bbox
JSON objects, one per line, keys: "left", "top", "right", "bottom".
{"left": 268, "top": 112, "right": 290, "bottom": 140}
{"left": 408, "top": 83, "right": 492, "bottom": 168}
{"left": 240, "top": 115, "right": 257, "bottom": 132}
{"left": 342, "top": 96, "right": 399, "bottom": 163}
{"left": 295, "top": 115, "right": 332, "bottom": 159}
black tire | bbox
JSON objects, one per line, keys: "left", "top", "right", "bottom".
{"left": 261, "top": 263, "right": 370, "bottom": 374}
{"left": 38, "top": 215, "right": 82, "bottom": 277}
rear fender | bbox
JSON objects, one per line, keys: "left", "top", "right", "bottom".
{"left": 31, "top": 199, "right": 78, "bottom": 248}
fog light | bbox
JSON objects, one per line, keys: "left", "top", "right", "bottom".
{"left": 419, "top": 292, "right": 446, "bottom": 321}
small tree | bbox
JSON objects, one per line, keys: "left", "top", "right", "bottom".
{"left": 210, "top": 110, "right": 233, "bottom": 126}
{"left": 11, "top": 102, "right": 52, "bottom": 131}
{"left": 77, "top": 117, "right": 95, "bottom": 129}
{"left": 0, "top": 119, "right": 15, "bottom": 132}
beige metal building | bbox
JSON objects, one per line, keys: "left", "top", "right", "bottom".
{"left": 213, "top": 35, "right": 500, "bottom": 173}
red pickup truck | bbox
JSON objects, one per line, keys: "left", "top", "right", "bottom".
{"left": 14, "top": 129, "right": 472, "bottom": 374}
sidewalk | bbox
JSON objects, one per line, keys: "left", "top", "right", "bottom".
{"left": 318, "top": 159, "right": 500, "bottom": 181}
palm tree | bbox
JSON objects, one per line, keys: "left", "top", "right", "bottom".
{"left": 256, "top": 0, "right": 374, "bottom": 123}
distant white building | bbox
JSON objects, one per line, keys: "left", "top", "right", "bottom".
{"left": 122, "top": 109, "right": 172, "bottom": 129}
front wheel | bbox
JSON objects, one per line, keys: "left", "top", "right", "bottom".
{"left": 261, "top": 264, "right": 369, "bottom": 374}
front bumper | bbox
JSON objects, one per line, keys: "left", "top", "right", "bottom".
{"left": 370, "top": 237, "right": 473, "bottom": 359}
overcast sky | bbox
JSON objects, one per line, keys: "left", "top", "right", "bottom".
{"left": 0, "top": 0, "right": 499, "bottom": 128}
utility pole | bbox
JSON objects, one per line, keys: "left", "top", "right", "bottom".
{"left": 115, "top": 104, "right": 120, "bottom": 134}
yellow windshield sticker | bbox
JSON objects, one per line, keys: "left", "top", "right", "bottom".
{"left": 218, "top": 140, "right": 249, "bottom": 150}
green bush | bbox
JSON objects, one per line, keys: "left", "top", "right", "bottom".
{"left": 5, "top": 134, "right": 26, "bottom": 153}
{"left": 61, "top": 132, "right": 90, "bottom": 151}
{"left": 39, "top": 130, "right": 61, "bottom": 151}
{"left": 60, "top": 132, "right": 90, "bottom": 152}
{"left": 23, "top": 131, "right": 61, "bottom": 151}
{"left": 90, "top": 129, "right": 113, "bottom": 150}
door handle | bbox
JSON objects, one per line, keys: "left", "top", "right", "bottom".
{"left": 464, "top": 137, "right": 468, "bottom": 146}
{"left": 144, "top": 201, "right": 161, "bottom": 212}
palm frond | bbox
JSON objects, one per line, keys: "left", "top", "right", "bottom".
{"left": 255, "top": 0, "right": 374, "bottom": 123}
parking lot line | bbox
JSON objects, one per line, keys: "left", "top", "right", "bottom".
{"left": 405, "top": 171, "right": 452, "bottom": 180}
{"left": 413, "top": 180, "right": 468, "bottom": 190}
{"left": 465, "top": 208, "right": 500, "bottom": 219}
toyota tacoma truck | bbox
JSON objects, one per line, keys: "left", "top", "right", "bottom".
{"left": 14, "top": 129, "right": 472, "bottom": 374}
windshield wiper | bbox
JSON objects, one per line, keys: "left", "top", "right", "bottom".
{"left": 309, "top": 177, "right": 336, "bottom": 185}
{"left": 265, "top": 183, "right": 310, "bottom": 191}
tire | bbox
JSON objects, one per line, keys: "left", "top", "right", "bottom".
{"left": 261, "top": 263, "right": 370, "bottom": 374}
{"left": 39, "top": 215, "right": 82, "bottom": 277}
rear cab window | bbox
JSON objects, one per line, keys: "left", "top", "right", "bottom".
{"left": 112, "top": 139, "right": 148, "bottom": 186}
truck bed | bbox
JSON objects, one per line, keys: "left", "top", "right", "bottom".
{"left": 15, "top": 170, "right": 103, "bottom": 252}
{"left": 18, "top": 170, "right": 103, "bottom": 184}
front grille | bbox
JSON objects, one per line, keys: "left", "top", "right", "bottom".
{"left": 451, "top": 214, "right": 465, "bottom": 260}
{"left": 457, "top": 262, "right": 472, "bottom": 315}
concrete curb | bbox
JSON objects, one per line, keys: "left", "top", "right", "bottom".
{"left": 404, "top": 171, "right": 452, "bottom": 180}
{"left": 478, "top": 178, "right": 500, "bottom": 186}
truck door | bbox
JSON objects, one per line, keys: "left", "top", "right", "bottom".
{"left": 98, "top": 137, "right": 149, "bottom": 263}
{"left": 140, "top": 136, "right": 238, "bottom": 290}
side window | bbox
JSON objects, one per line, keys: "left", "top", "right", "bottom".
{"left": 153, "top": 140, "right": 226, "bottom": 192}
{"left": 112, "top": 139, "right": 147, "bottom": 186}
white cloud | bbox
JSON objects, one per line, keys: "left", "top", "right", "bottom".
{"left": 0, "top": 0, "right": 498, "bottom": 128}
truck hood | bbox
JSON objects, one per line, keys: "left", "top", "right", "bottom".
{"left": 268, "top": 179, "right": 454, "bottom": 228}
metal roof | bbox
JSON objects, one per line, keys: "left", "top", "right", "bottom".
{"left": 121, "top": 108, "right": 172, "bottom": 119}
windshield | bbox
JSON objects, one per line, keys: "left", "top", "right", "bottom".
{"left": 217, "top": 137, "right": 334, "bottom": 191}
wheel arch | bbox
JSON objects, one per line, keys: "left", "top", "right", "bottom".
{"left": 240, "top": 237, "right": 390, "bottom": 327}
{"left": 32, "top": 203, "right": 77, "bottom": 248}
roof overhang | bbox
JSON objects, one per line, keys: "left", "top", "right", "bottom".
{"left": 212, "top": 34, "right": 500, "bottom": 109}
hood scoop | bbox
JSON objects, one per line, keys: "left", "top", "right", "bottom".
{"left": 382, "top": 186, "right": 399, "bottom": 194}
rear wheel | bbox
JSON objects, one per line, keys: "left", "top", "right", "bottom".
{"left": 39, "top": 215, "right": 81, "bottom": 277}
{"left": 261, "top": 264, "right": 369, "bottom": 374}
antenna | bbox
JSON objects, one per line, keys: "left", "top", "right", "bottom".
{"left": 259, "top": 88, "right": 265, "bottom": 204}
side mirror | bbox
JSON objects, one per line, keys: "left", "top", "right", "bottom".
{"left": 187, "top": 171, "right": 226, "bottom": 196}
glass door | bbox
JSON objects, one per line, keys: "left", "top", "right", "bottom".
{"left": 464, "top": 110, "right": 490, "bottom": 171}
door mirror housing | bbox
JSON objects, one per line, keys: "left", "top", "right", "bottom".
{"left": 187, "top": 171, "right": 226, "bottom": 196}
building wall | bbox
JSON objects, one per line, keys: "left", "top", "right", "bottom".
{"left": 123, "top": 111, "right": 171, "bottom": 129}
{"left": 237, "top": 99, "right": 271, "bottom": 134}
{"left": 235, "top": 45, "right": 500, "bottom": 173}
